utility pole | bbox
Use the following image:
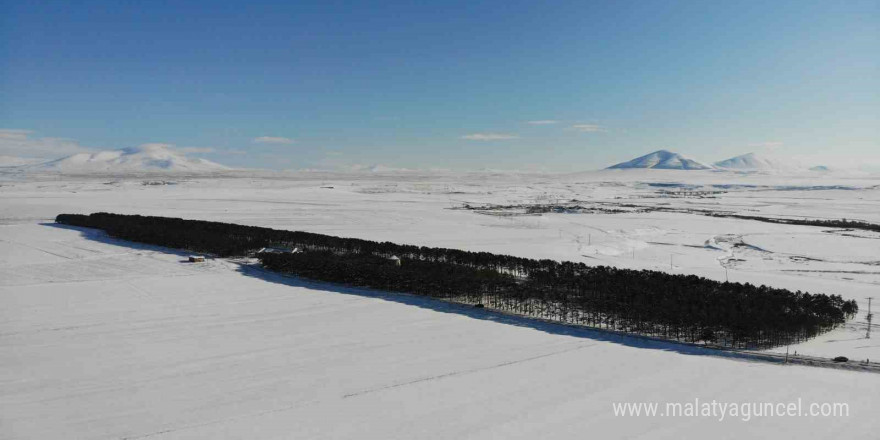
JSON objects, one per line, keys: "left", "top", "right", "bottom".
{"left": 670, "top": 254, "right": 673, "bottom": 270}
{"left": 588, "top": 233, "right": 591, "bottom": 246}
{"left": 867, "top": 297, "right": 874, "bottom": 339}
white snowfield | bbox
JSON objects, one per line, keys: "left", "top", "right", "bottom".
{"left": 2, "top": 169, "right": 879, "bottom": 439}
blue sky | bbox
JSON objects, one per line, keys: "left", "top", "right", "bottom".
{"left": 1, "top": 0, "right": 877, "bottom": 170}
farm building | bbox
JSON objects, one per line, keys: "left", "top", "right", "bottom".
{"left": 188, "top": 255, "right": 206, "bottom": 263}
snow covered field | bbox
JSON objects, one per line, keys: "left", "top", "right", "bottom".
{"left": 2, "top": 169, "right": 879, "bottom": 438}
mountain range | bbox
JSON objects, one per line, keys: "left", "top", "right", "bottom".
{"left": 0, "top": 145, "right": 834, "bottom": 175}
{"left": 607, "top": 150, "right": 822, "bottom": 172}
{"left": 16, "top": 144, "right": 229, "bottom": 174}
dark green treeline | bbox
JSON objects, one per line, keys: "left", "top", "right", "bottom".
{"left": 56, "top": 212, "right": 858, "bottom": 349}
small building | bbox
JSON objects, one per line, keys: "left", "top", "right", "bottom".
{"left": 188, "top": 255, "right": 206, "bottom": 263}
{"left": 389, "top": 255, "right": 401, "bottom": 266}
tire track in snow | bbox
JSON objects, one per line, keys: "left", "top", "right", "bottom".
{"left": 0, "top": 237, "right": 74, "bottom": 260}
{"left": 342, "top": 342, "right": 598, "bottom": 399}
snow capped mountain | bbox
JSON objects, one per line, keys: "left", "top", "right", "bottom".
{"left": 28, "top": 144, "right": 230, "bottom": 174}
{"left": 606, "top": 150, "right": 712, "bottom": 170}
{"left": 605, "top": 150, "right": 823, "bottom": 173}
{"left": 713, "top": 153, "right": 797, "bottom": 172}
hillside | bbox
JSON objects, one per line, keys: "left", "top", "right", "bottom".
{"left": 606, "top": 150, "right": 712, "bottom": 170}
{"left": 28, "top": 144, "right": 229, "bottom": 174}
{"left": 714, "top": 153, "right": 795, "bottom": 172}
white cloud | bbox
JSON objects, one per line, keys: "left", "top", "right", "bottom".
{"left": 570, "top": 124, "right": 605, "bottom": 132}
{"left": 461, "top": 133, "right": 519, "bottom": 141}
{"left": 527, "top": 120, "right": 560, "bottom": 125}
{"left": 0, "top": 129, "right": 31, "bottom": 141}
{"left": 0, "top": 129, "right": 91, "bottom": 159}
{"left": 253, "top": 136, "right": 295, "bottom": 145}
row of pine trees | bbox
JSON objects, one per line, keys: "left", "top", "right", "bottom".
{"left": 56, "top": 212, "right": 858, "bottom": 349}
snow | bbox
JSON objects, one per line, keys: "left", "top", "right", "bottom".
{"left": 713, "top": 152, "right": 798, "bottom": 172}
{"left": 23, "top": 144, "right": 229, "bottom": 175}
{"left": 0, "top": 156, "right": 44, "bottom": 167}
{"left": 609, "top": 151, "right": 833, "bottom": 174}
{"left": 606, "top": 150, "right": 713, "bottom": 170}
{"left": 2, "top": 169, "right": 879, "bottom": 438}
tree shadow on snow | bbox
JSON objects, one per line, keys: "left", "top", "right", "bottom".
{"left": 231, "top": 253, "right": 783, "bottom": 366}
{"left": 42, "top": 222, "right": 202, "bottom": 263}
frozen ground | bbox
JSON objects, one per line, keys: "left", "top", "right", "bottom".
{"left": 2, "top": 169, "right": 879, "bottom": 438}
